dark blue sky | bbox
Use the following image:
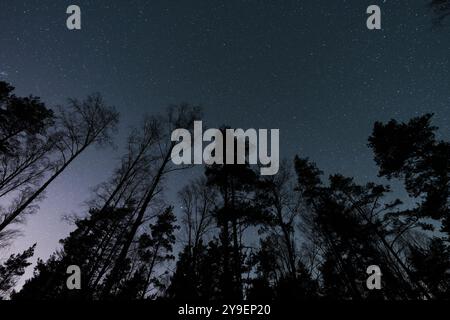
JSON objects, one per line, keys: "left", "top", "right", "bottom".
{"left": 1, "top": 0, "right": 449, "bottom": 286}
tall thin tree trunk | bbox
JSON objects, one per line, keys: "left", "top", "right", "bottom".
{"left": 140, "top": 244, "right": 160, "bottom": 299}
{"left": 220, "top": 182, "right": 233, "bottom": 300}
{"left": 101, "top": 145, "right": 173, "bottom": 297}
{"left": 349, "top": 199, "right": 432, "bottom": 299}
{"left": 100, "top": 138, "right": 153, "bottom": 211}
{"left": 273, "top": 189, "right": 297, "bottom": 279}
{"left": 0, "top": 147, "right": 86, "bottom": 232}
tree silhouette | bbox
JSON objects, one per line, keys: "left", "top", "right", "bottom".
{"left": 369, "top": 114, "right": 450, "bottom": 237}
{"left": 101, "top": 104, "right": 201, "bottom": 298}
{"left": 0, "top": 81, "right": 54, "bottom": 155}
{"left": 13, "top": 207, "right": 133, "bottom": 300}
{"left": 430, "top": 0, "right": 450, "bottom": 23}
{"left": 0, "top": 93, "right": 118, "bottom": 234}
{"left": 369, "top": 114, "right": 450, "bottom": 298}
{"left": 255, "top": 162, "right": 301, "bottom": 281}
{"left": 204, "top": 130, "right": 261, "bottom": 300}
{"left": 134, "top": 207, "right": 178, "bottom": 299}
{"left": 0, "top": 244, "right": 35, "bottom": 299}
{"left": 0, "top": 82, "right": 57, "bottom": 244}
{"left": 5, "top": 94, "right": 450, "bottom": 301}
{"left": 408, "top": 238, "right": 450, "bottom": 298}
{"left": 294, "top": 155, "right": 435, "bottom": 299}
{"left": 167, "top": 178, "right": 217, "bottom": 300}
{"left": 169, "top": 239, "right": 225, "bottom": 301}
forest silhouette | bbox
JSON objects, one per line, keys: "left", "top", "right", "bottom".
{"left": 0, "top": 79, "right": 449, "bottom": 301}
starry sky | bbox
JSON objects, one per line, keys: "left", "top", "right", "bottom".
{"left": 1, "top": 0, "right": 450, "bottom": 286}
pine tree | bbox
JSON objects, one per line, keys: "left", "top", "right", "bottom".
{"left": 294, "top": 157, "right": 422, "bottom": 299}
{"left": 0, "top": 244, "right": 35, "bottom": 299}
{"left": 205, "top": 130, "right": 260, "bottom": 300}
{"left": 13, "top": 208, "right": 133, "bottom": 300}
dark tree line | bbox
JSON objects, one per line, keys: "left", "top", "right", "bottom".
{"left": 0, "top": 76, "right": 449, "bottom": 301}
{"left": 430, "top": 0, "right": 450, "bottom": 23}
{"left": 0, "top": 81, "right": 118, "bottom": 238}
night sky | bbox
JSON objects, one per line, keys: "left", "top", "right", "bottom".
{"left": 1, "top": 0, "right": 450, "bottom": 287}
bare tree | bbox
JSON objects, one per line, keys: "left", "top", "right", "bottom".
{"left": 0, "top": 136, "right": 55, "bottom": 199}
{"left": 0, "top": 94, "right": 119, "bottom": 233}
{"left": 101, "top": 104, "right": 201, "bottom": 297}
{"left": 179, "top": 177, "right": 217, "bottom": 249}
{"left": 257, "top": 161, "right": 302, "bottom": 280}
